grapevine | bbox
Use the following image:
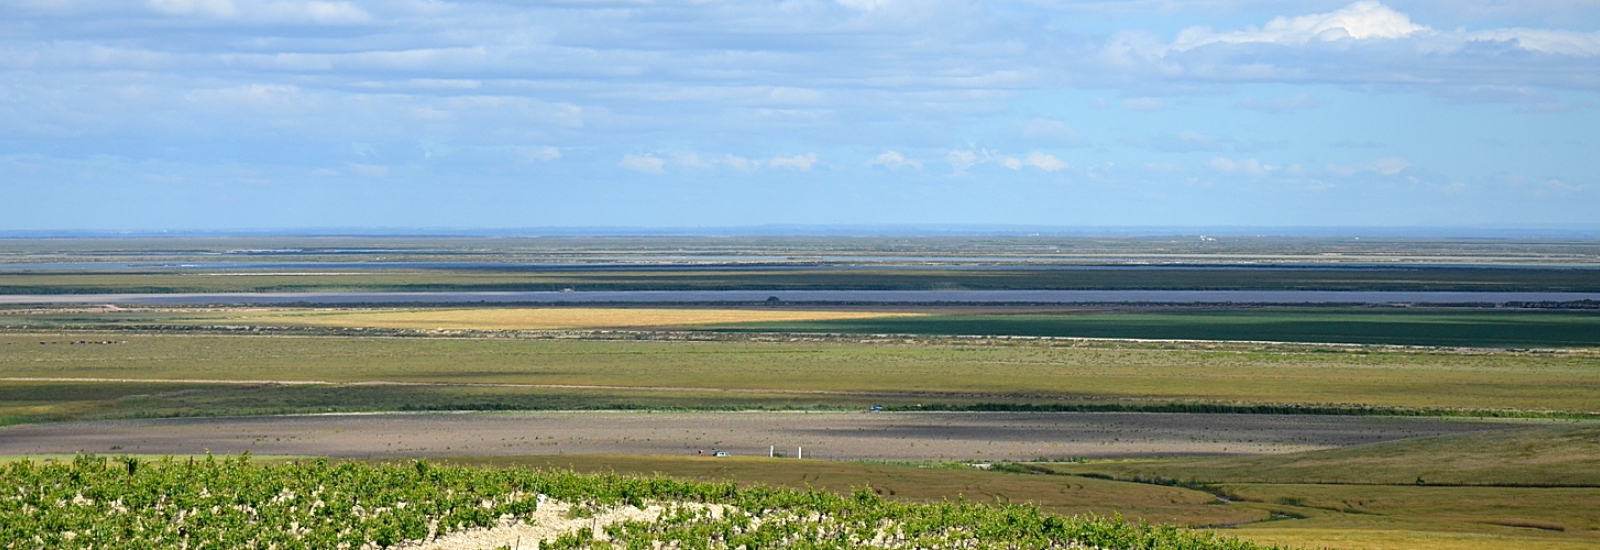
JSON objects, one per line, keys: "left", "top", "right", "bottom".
{"left": 0, "top": 454, "right": 1281, "bottom": 550}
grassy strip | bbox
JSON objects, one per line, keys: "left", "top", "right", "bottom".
{"left": 1035, "top": 424, "right": 1600, "bottom": 487}
{"left": 886, "top": 402, "right": 1600, "bottom": 420}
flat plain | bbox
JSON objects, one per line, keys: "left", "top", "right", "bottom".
{"left": 4, "top": 236, "right": 1600, "bottom": 550}
{"left": 1033, "top": 425, "right": 1600, "bottom": 549}
{"left": 2, "top": 330, "right": 1598, "bottom": 426}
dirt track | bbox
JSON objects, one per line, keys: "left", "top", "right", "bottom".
{"left": 0, "top": 411, "right": 1528, "bottom": 461}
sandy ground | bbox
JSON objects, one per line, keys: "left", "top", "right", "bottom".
{"left": 0, "top": 412, "right": 1526, "bottom": 461}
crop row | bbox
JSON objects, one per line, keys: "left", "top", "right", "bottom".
{"left": 1, "top": 454, "right": 1279, "bottom": 550}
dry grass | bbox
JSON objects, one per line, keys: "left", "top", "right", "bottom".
{"left": 1227, "top": 526, "right": 1600, "bottom": 550}
{"left": 431, "top": 455, "right": 1265, "bottom": 527}
{"left": 233, "top": 307, "right": 921, "bottom": 330}
{"left": 1037, "top": 425, "right": 1600, "bottom": 549}
{"left": 4, "top": 332, "right": 1599, "bottom": 415}
{"left": 1037, "top": 425, "right": 1600, "bottom": 486}
{"left": 430, "top": 455, "right": 1600, "bottom": 550}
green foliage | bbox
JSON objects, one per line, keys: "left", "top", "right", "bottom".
{"left": 0, "top": 455, "right": 1285, "bottom": 549}
{"left": 717, "top": 308, "right": 1600, "bottom": 348}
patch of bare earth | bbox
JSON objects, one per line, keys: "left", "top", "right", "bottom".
{"left": 0, "top": 412, "right": 1522, "bottom": 461}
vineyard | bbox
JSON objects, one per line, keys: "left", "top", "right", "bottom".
{"left": 0, "top": 454, "right": 1276, "bottom": 550}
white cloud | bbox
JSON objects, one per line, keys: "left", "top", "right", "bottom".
{"left": 149, "top": 0, "right": 238, "bottom": 18}
{"left": 1327, "top": 156, "right": 1412, "bottom": 176}
{"left": 149, "top": 0, "right": 371, "bottom": 24}
{"left": 655, "top": 151, "right": 818, "bottom": 172}
{"left": 1536, "top": 178, "right": 1584, "bottom": 195}
{"left": 522, "top": 147, "right": 561, "bottom": 162}
{"left": 1173, "top": 1, "right": 1425, "bottom": 51}
{"left": 836, "top": 0, "right": 891, "bottom": 12}
{"left": 184, "top": 84, "right": 308, "bottom": 111}
{"left": 1121, "top": 97, "right": 1165, "bottom": 112}
{"left": 409, "top": 79, "right": 482, "bottom": 90}
{"left": 620, "top": 154, "right": 665, "bottom": 174}
{"left": 946, "top": 150, "right": 980, "bottom": 172}
{"left": 870, "top": 151, "right": 921, "bottom": 170}
{"left": 1368, "top": 157, "right": 1411, "bottom": 175}
{"left": 949, "top": 149, "right": 1066, "bottom": 172}
{"left": 1209, "top": 157, "right": 1276, "bottom": 177}
{"left": 1164, "top": 1, "right": 1600, "bottom": 60}
{"left": 1463, "top": 29, "right": 1600, "bottom": 57}
{"left": 720, "top": 154, "right": 756, "bottom": 172}
{"left": 768, "top": 153, "right": 817, "bottom": 171}
{"left": 1023, "top": 152, "right": 1067, "bottom": 172}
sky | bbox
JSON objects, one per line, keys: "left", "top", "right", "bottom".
{"left": 2, "top": 0, "right": 1598, "bottom": 232}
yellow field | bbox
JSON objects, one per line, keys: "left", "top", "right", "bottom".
{"left": 1228, "top": 526, "right": 1599, "bottom": 550}
{"left": 228, "top": 307, "right": 921, "bottom": 330}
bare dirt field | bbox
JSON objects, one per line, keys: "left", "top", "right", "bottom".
{"left": 0, "top": 411, "right": 1530, "bottom": 461}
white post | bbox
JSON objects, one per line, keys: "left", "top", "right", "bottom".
{"left": 769, "top": 445, "right": 774, "bottom": 458}
{"left": 798, "top": 446, "right": 802, "bottom": 459}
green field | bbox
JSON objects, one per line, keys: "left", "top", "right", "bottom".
{"left": 3, "top": 454, "right": 1276, "bottom": 550}
{"left": 1035, "top": 424, "right": 1600, "bottom": 486}
{"left": 7, "top": 304, "right": 1600, "bottom": 348}
{"left": 2, "top": 330, "right": 1597, "bottom": 425}
{"left": 714, "top": 308, "right": 1600, "bottom": 348}
{"left": 1025, "top": 425, "right": 1600, "bottom": 549}
{"left": 439, "top": 432, "right": 1600, "bottom": 550}
{"left": 5, "top": 265, "right": 1600, "bottom": 294}
{"left": 6, "top": 237, "right": 1600, "bottom": 550}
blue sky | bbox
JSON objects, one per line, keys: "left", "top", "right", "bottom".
{"left": 3, "top": 0, "right": 1598, "bottom": 231}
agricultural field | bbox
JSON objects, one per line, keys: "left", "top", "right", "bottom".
{"left": 710, "top": 307, "right": 1600, "bottom": 348}
{"left": 1032, "top": 425, "right": 1600, "bottom": 549}
{"left": 5, "top": 266, "right": 1600, "bottom": 294}
{"left": 3, "top": 236, "right": 1599, "bottom": 294}
{"left": 8, "top": 304, "right": 1599, "bottom": 348}
{"left": 2, "top": 237, "right": 1599, "bottom": 550}
{"left": 0, "top": 411, "right": 1516, "bottom": 461}
{"left": 1, "top": 330, "right": 1598, "bottom": 426}
{"left": 437, "top": 454, "right": 1262, "bottom": 526}
{"left": 2, "top": 454, "right": 1274, "bottom": 550}
{"left": 209, "top": 307, "right": 921, "bottom": 331}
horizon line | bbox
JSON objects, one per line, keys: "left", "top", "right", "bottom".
{"left": 5, "top": 224, "right": 1600, "bottom": 240}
